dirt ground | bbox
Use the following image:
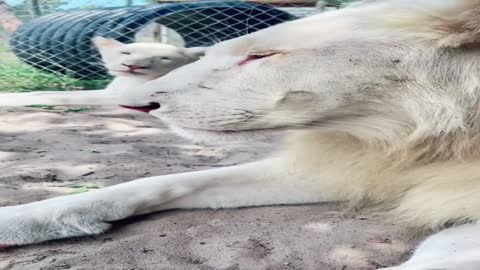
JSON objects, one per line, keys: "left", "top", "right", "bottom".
{"left": 0, "top": 106, "right": 419, "bottom": 270}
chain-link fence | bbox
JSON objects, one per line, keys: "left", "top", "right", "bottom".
{"left": 0, "top": 0, "right": 356, "bottom": 92}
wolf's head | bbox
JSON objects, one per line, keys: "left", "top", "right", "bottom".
{"left": 123, "top": 0, "right": 480, "bottom": 159}
{"left": 92, "top": 37, "right": 205, "bottom": 79}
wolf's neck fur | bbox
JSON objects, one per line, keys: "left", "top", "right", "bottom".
{"left": 285, "top": 130, "right": 480, "bottom": 230}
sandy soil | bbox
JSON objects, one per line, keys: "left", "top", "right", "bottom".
{"left": 0, "top": 106, "right": 419, "bottom": 270}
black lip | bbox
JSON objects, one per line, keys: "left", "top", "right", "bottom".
{"left": 121, "top": 64, "right": 150, "bottom": 69}
{"left": 111, "top": 70, "right": 146, "bottom": 75}
{"left": 119, "top": 102, "right": 160, "bottom": 113}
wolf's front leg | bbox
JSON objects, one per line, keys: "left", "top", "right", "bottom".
{"left": 379, "top": 222, "right": 480, "bottom": 270}
{"left": 0, "top": 90, "right": 114, "bottom": 106}
{"left": 0, "top": 157, "right": 326, "bottom": 247}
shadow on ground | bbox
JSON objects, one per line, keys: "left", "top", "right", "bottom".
{"left": 0, "top": 106, "right": 418, "bottom": 270}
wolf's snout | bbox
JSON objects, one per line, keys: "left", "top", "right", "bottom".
{"left": 119, "top": 102, "right": 160, "bottom": 113}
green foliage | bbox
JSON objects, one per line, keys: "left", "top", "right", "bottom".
{"left": 10, "top": 0, "right": 67, "bottom": 20}
{"left": 64, "top": 107, "right": 91, "bottom": 113}
{"left": 41, "top": 0, "right": 67, "bottom": 12}
{"left": 25, "top": 104, "right": 56, "bottom": 110}
{"left": 0, "top": 61, "right": 111, "bottom": 93}
{"left": 65, "top": 183, "right": 99, "bottom": 194}
{"left": 22, "top": 105, "right": 91, "bottom": 112}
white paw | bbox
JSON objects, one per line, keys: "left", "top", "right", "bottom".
{"left": 0, "top": 195, "right": 130, "bottom": 247}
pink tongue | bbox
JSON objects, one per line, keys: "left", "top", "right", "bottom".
{"left": 129, "top": 65, "right": 142, "bottom": 71}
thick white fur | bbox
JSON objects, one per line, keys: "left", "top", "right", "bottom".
{"left": 2, "top": 1, "right": 480, "bottom": 269}
{"left": 0, "top": 37, "right": 204, "bottom": 106}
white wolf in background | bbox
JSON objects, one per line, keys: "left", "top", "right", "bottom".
{"left": 2, "top": 0, "right": 480, "bottom": 269}
{"left": 0, "top": 37, "right": 204, "bottom": 107}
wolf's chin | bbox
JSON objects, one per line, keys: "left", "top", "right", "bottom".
{"left": 167, "top": 125, "right": 276, "bottom": 144}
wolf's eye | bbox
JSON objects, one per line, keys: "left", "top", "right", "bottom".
{"left": 161, "top": 57, "right": 172, "bottom": 60}
{"left": 239, "top": 51, "right": 280, "bottom": 66}
{"left": 120, "top": 52, "right": 131, "bottom": 55}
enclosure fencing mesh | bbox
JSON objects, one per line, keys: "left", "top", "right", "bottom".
{"left": 0, "top": 0, "right": 355, "bottom": 92}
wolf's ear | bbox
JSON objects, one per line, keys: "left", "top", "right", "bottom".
{"left": 430, "top": 3, "right": 480, "bottom": 48}
{"left": 92, "top": 37, "right": 124, "bottom": 49}
{"left": 384, "top": 1, "right": 480, "bottom": 48}
{"left": 185, "top": 47, "right": 207, "bottom": 58}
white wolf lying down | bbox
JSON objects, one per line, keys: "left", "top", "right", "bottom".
{"left": 2, "top": 0, "right": 480, "bottom": 269}
{"left": 0, "top": 37, "right": 204, "bottom": 107}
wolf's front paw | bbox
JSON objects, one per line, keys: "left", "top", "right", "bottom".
{"left": 0, "top": 197, "right": 128, "bottom": 247}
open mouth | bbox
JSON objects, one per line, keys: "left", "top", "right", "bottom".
{"left": 119, "top": 102, "right": 160, "bottom": 113}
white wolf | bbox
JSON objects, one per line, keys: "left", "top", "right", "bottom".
{"left": 0, "top": 37, "right": 204, "bottom": 108}
{"left": 2, "top": 0, "right": 480, "bottom": 269}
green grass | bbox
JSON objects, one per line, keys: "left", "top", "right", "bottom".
{"left": 24, "top": 105, "right": 92, "bottom": 112}
{"left": 25, "top": 104, "right": 56, "bottom": 110}
{"left": 65, "top": 183, "right": 100, "bottom": 194}
{"left": 0, "top": 61, "right": 111, "bottom": 92}
{"left": 64, "top": 107, "right": 91, "bottom": 113}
